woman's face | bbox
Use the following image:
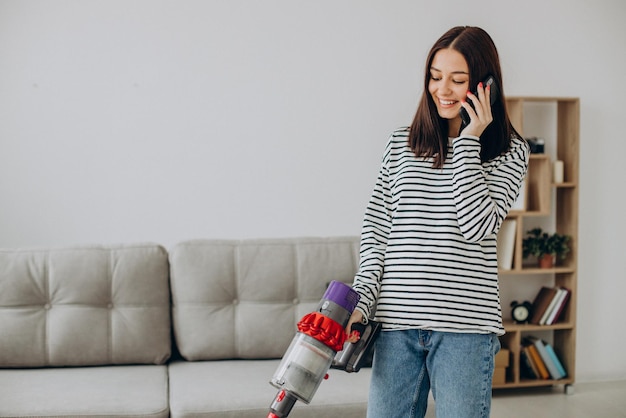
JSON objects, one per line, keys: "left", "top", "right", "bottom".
{"left": 428, "top": 48, "right": 470, "bottom": 131}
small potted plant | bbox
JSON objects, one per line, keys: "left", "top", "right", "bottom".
{"left": 522, "top": 227, "right": 571, "bottom": 268}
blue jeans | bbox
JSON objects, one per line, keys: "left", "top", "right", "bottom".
{"left": 367, "top": 329, "right": 500, "bottom": 418}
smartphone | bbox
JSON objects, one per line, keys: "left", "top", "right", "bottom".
{"left": 459, "top": 75, "right": 499, "bottom": 130}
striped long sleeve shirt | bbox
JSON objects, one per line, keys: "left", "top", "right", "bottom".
{"left": 353, "top": 128, "right": 529, "bottom": 335}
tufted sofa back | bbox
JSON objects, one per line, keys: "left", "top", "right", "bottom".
{"left": 0, "top": 244, "right": 171, "bottom": 368}
{"left": 169, "top": 237, "right": 360, "bottom": 361}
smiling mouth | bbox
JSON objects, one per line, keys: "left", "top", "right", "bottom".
{"left": 439, "top": 99, "right": 457, "bottom": 106}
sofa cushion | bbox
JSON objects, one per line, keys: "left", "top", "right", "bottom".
{"left": 168, "top": 359, "right": 370, "bottom": 418}
{"left": 0, "top": 365, "right": 169, "bottom": 418}
{"left": 0, "top": 244, "right": 171, "bottom": 367}
{"left": 169, "top": 237, "right": 359, "bottom": 360}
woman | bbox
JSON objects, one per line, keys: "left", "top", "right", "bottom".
{"left": 347, "top": 26, "right": 529, "bottom": 417}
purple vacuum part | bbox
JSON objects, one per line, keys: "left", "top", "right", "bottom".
{"left": 323, "top": 281, "right": 359, "bottom": 313}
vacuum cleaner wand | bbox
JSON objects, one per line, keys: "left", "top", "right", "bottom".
{"left": 267, "top": 281, "right": 359, "bottom": 418}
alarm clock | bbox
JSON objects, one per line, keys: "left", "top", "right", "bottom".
{"left": 510, "top": 300, "right": 532, "bottom": 324}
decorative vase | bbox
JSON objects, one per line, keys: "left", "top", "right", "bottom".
{"left": 538, "top": 254, "right": 555, "bottom": 269}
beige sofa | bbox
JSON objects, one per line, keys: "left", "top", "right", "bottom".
{"left": 0, "top": 237, "right": 370, "bottom": 418}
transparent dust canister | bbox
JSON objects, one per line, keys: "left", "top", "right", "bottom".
{"left": 270, "top": 333, "right": 335, "bottom": 403}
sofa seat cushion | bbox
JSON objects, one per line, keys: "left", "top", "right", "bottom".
{"left": 168, "top": 359, "right": 370, "bottom": 418}
{"left": 0, "top": 365, "right": 169, "bottom": 418}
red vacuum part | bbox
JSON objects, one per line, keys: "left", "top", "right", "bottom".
{"left": 297, "top": 312, "right": 347, "bottom": 351}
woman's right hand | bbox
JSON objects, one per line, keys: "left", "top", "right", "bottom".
{"left": 459, "top": 82, "right": 494, "bottom": 138}
{"left": 345, "top": 310, "right": 364, "bottom": 343}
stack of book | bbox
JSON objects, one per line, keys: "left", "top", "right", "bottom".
{"left": 529, "top": 286, "right": 571, "bottom": 325}
{"left": 520, "top": 336, "right": 567, "bottom": 380}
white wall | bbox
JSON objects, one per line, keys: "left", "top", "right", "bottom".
{"left": 1, "top": 0, "right": 625, "bottom": 382}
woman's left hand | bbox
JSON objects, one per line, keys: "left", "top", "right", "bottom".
{"left": 345, "top": 310, "right": 364, "bottom": 343}
{"left": 460, "top": 82, "right": 493, "bottom": 137}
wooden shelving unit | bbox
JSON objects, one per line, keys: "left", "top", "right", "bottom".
{"left": 494, "top": 97, "right": 579, "bottom": 392}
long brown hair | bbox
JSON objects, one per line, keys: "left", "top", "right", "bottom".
{"left": 408, "top": 26, "right": 520, "bottom": 168}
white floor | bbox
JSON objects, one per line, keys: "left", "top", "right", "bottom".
{"left": 424, "top": 380, "right": 626, "bottom": 417}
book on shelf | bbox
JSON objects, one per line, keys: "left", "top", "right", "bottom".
{"left": 529, "top": 286, "right": 570, "bottom": 325}
{"left": 497, "top": 219, "right": 516, "bottom": 270}
{"left": 544, "top": 343, "right": 567, "bottom": 378}
{"left": 520, "top": 346, "right": 538, "bottom": 379}
{"left": 522, "top": 338, "right": 550, "bottom": 379}
{"left": 530, "top": 287, "right": 558, "bottom": 325}
{"left": 539, "top": 288, "right": 562, "bottom": 324}
{"left": 523, "top": 336, "right": 567, "bottom": 380}
{"left": 544, "top": 287, "right": 571, "bottom": 325}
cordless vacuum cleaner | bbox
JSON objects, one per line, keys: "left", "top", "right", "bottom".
{"left": 267, "top": 280, "right": 360, "bottom": 418}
